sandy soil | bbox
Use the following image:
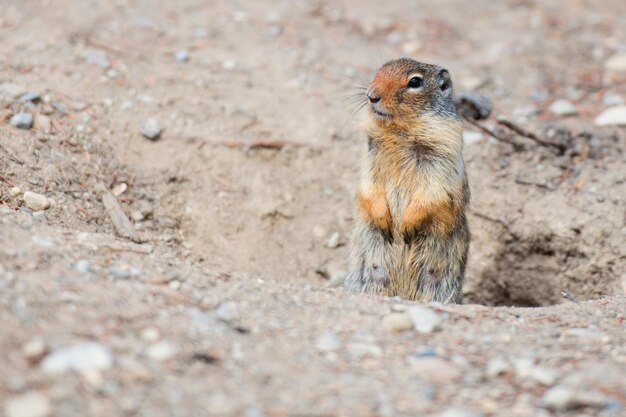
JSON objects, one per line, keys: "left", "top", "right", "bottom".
{"left": 1, "top": 0, "right": 625, "bottom": 416}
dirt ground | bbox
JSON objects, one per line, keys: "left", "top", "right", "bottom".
{"left": 1, "top": 0, "right": 625, "bottom": 416}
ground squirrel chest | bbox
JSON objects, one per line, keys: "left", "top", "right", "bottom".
{"left": 345, "top": 58, "right": 470, "bottom": 303}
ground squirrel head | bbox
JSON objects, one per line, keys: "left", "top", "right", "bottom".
{"left": 365, "top": 58, "right": 459, "bottom": 128}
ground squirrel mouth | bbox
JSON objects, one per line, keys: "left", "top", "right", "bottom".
{"left": 371, "top": 107, "right": 391, "bottom": 119}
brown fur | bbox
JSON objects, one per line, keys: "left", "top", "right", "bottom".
{"left": 344, "top": 58, "right": 470, "bottom": 303}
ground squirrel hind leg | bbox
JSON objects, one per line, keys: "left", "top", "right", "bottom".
{"left": 416, "top": 266, "right": 463, "bottom": 303}
{"left": 344, "top": 226, "right": 391, "bottom": 294}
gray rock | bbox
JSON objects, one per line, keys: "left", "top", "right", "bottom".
{"left": 542, "top": 385, "right": 609, "bottom": 410}
{"left": 10, "top": 112, "right": 34, "bottom": 129}
{"left": 41, "top": 342, "right": 113, "bottom": 374}
{"left": 0, "top": 82, "right": 26, "bottom": 99}
{"left": 315, "top": 331, "right": 341, "bottom": 352}
{"left": 548, "top": 99, "right": 578, "bottom": 116}
{"left": 454, "top": 91, "right": 492, "bottom": 120}
{"left": 82, "top": 48, "right": 110, "bottom": 68}
{"left": 19, "top": 92, "right": 41, "bottom": 102}
{"left": 140, "top": 118, "right": 164, "bottom": 140}
{"left": 595, "top": 105, "right": 626, "bottom": 126}
{"left": 108, "top": 265, "right": 130, "bottom": 280}
{"left": 4, "top": 392, "right": 51, "bottom": 417}
{"left": 602, "top": 93, "right": 623, "bottom": 106}
{"left": 407, "top": 305, "right": 442, "bottom": 333}
{"left": 216, "top": 302, "right": 237, "bottom": 323}
{"left": 23, "top": 191, "right": 50, "bottom": 211}
{"left": 175, "top": 49, "right": 190, "bottom": 62}
{"left": 74, "top": 259, "right": 91, "bottom": 274}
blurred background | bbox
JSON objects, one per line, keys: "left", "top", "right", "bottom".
{"left": 1, "top": 1, "right": 625, "bottom": 416}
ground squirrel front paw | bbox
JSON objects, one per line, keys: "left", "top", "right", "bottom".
{"left": 356, "top": 188, "right": 393, "bottom": 243}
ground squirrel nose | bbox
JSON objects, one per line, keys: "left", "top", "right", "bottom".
{"left": 367, "top": 91, "right": 380, "bottom": 104}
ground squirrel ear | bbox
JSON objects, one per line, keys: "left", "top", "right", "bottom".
{"left": 438, "top": 69, "right": 452, "bottom": 96}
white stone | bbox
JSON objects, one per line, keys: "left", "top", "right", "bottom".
{"left": 140, "top": 118, "right": 164, "bottom": 140}
{"left": 548, "top": 99, "right": 578, "bottom": 116}
{"left": 463, "top": 131, "right": 483, "bottom": 145}
{"left": 146, "top": 341, "right": 178, "bottom": 361}
{"left": 486, "top": 357, "right": 510, "bottom": 377}
{"left": 41, "top": 342, "right": 113, "bottom": 374}
{"left": 543, "top": 385, "right": 608, "bottom": 410}
{"left": 439, "top": 408, "right": 484, "bottom": 417}
{"left": 23, "top": 191, "right": 50, "bottom": 211}
{"left": 382, "top": 312, "right": 413, "bottom": 333}
{"left": 594, "top": 106, "right": 626, "bottom": 126}
{"left": 407, "top": 305, "right": 442, "bottom": 333}
{"left": 315, "top": 331, "right": 341, "bottom": 352}
{"left": 5, "top": 393, "right": 51, "bottom": 417}
{"left": 606, "top": 53, "right": 626, "bottom": 71}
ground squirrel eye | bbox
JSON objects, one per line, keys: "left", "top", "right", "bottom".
{"left": 407, "top": 76, "right": 423, "bottom": 89}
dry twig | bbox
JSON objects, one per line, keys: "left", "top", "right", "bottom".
{"left": 99, "top": 185, "right": 141, "bottom": 242}
{"left": 496, "top": 116, "right": 568, "bottom": 153}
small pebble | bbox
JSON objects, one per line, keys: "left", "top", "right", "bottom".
{"left": 463, "top": 131, "right": 483, "bottom": 145}
{"left": 41, "top": 342, "right": 113, "bottom": 374}
{"left": 382, "top": 312, "right": 413, "bottom": 333}
{"left": 146, "top": 341, "right": 178, "bottom": 361}
{"left": 486, "top": 357, "right": 510, "bottom": 377}
{"left": 325, "top": 232, "right": 341, "bottom": 248}
{"left": 23, "top": 191, "right": 50, "bottom": 211}
{"left": 542, "top": 385, "right": 609, "bottom": 410}
{"left": 22, "top": 338, "right": 47, "bottom": 364}
{"left": 34, "top": 115, "right": 52, "bottom": 134}
{"left": 140, "top": 118, "right": 164, "bottom": 140}
{"left": 20, "top": 92, "right": 41, "bottom": 102}
{"left": 108, "top": 265, "right": 130, "bottom": 280}
{"left": 4, "top": 392, "right": 51, "bottom": 417}
{"left": 10, "top": 186, "right": 21, "bottom": 196}
{"left": 594, "top": 105, "right": 626, "bottom": 126}
{"left": 216, "top": 302, "right": 237, "bottom": 323}
{"left": 605, "top": 52, "right": 626, "bottom": 71}
{"left": 82, "top": 48, "right": 110, "bottom": 68}
{"left": 438, "top": 408, "right": 484, "bottom": 417}
{"left": 10, "top": 112, "right": 34, "bottom": 129}
{"left": 0, "top": 82, "right": 26, "bottom": 99}
{"left": 111, "top": 183, "right": 127, "bottom": 197}
{"left": 407, "top": 357, "right": 462, "bottom": 382}
{"left": 548, "top": 99, "right": 578, "bottom": 116}
{"left": 347, "top": 342, "right": 383, "bottom": 359}
{"left": 315, "top": 331, "right": 341, "bottom": 352}
{"left": 175, "top": 49, "right": 190, "bottom": 62}
{"left": 407, "top": 305, "right": 442, "bottom": 333}
{"left": 602, "top": 93, "right": 623, "bottom": 106}
{"left": 74, "top": 259, "right": 91, "bottom": 274}
{"left": 140, "top": 327, "right": 160, "bottom": 342}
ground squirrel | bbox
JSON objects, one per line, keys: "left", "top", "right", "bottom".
{"left": 344, "top": 58, "right": 470, "bottom": 303}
